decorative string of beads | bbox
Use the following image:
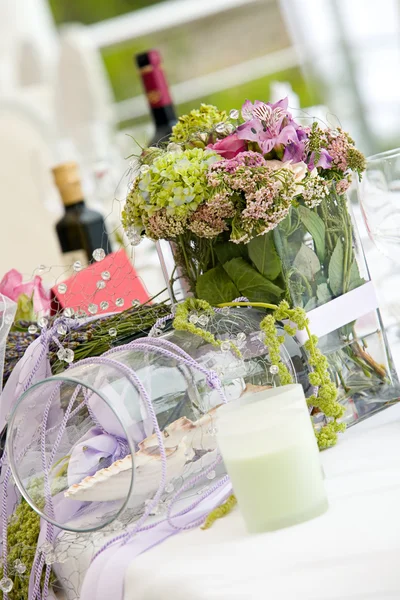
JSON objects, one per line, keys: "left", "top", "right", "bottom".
{"left": 37, "top": 317, "right": 48, "bottom": 329}
{"left": 57, "top": 348, "right": 75, "bottom": 364}
{"left": 57, "top": 324, "right": 67, "bottom": 335}
{"left": 73, "top": 260, "right": 83, "bottom": 272}
{"left": 13, "top": 559, "right": 27, "bottom": 574}
{"left": 0, "top": 576, "right": 13, "bottom": 593}
{"left": 57, "top": 283, "right": 67, "bottom": 295}
{"left": 88, "top": 304, "right": 98, "bottom": 315}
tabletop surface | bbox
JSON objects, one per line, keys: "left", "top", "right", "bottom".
{"left": 123, "top": 403, "right": 400, "bottom": 600}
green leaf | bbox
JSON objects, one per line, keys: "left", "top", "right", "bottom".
{"left": 196, "top": 266, "right": 240, "bottom": 304}
{"left": 298, "top": 205, "right": 326, "bottom": 263}
{"left": 348, "top": 260, "right": 366, "bottom": 291}
{"left": 316, "top": 282, "right": 332, "bottom": 305}
{"left": 223, "top": 257, "right": 283, "bottom": 303}
{"left": 247, "top": 232, "right": 282, "bottom": 280}
{"left": 293, "top": 244, "right": 321, "bottom": 281}
{"left": 328, "top": 238, "right": 344, "bottom": 297}
{"left": 304, "top": 297, "right": 317, "bottom": 311}
{"left": 214, "top": 241, "right": 247, "bottom": 265}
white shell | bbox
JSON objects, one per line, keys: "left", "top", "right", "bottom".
{"left": 64, "top": 407, "right": 220, "bottom": 503}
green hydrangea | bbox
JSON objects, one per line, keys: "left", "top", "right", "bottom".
{"left": 123, "top": 148, "right": 219, "bottom": 240}
{"left": 170, "top": 104, "right": 228, "bottom": 147}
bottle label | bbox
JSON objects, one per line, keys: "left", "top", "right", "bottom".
{"left": 140, "top": 65, "right": 172, "bottom": 108}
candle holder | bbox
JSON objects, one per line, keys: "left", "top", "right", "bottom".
{"left": 216, "top": 384, "right": 328, "bottom": 533}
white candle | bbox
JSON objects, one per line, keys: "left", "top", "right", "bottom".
{"left": 217, "top": 384, "right": 328, "bottom": 533}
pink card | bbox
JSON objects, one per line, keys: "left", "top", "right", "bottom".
{"left": 51, "top": 250, "right": 150, "bottom": 315}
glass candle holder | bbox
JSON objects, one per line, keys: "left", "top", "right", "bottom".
{"left": 216, "top": 384, "right": 328, "bottom": 533}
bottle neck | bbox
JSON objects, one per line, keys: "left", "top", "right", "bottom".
{"left": 64, "top": 199, "right": 85, "bottom": 211}
{"left": 152, "top": 104, "right": 177, "bottom": 127}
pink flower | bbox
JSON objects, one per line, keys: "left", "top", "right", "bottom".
{"left": 0, "top": 269, "right": 51, "bottom": 313}
{"left": 207, "top": 133, "right": 247, "bottom": 159}
{"left": 236, "top": 98, "right": 300, "bottom": 155}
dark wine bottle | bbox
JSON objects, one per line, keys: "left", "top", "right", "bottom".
{"left": 53, "top": 162, "right": 111, "bottom": 268}
{"left": 135, "top": 49, "right": 178, "bottom": 146}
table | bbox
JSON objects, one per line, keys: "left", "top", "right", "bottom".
{"left": 123, "top": 404, "right": 400, "bottom": 600}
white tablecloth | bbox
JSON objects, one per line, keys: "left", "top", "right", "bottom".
{"left": 124, "top": 404, "right": 400, "bottom": 600}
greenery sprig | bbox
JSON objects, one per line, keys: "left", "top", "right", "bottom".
{"left": 173, "top": 298, "right": 345, "bottom": 450}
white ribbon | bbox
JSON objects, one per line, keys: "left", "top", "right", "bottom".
{"left": 293, "top": 281, "right": 379, "bottom": 345}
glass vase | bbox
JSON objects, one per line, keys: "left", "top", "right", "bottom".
{"left": 161, "top": 189, "right": 399, "bottom": 426}
{"left": 273, "top": 189, "right": 399, "bottom": 425}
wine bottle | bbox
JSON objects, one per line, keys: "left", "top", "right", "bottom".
{"left": 135, "top": 49, "right": 178, "bottom": 146}
{"left": 53, "top": 162, "right": 111, "bottom": 269}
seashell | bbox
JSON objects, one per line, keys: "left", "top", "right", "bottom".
{"left": 64, "top": 407, "right": 221, "bottom": 503}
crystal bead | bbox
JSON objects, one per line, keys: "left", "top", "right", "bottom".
{"left": 221, "top": 341, "right": 231, "bottom": 352}
{"left": 73, "top": 261, "right": 83, "bottom": 272}
{"left": 76, "top": 310, "right": 87, "bottom": 319}
{"left": 100, "top": 301, "right": 109, "bottom": 311}
{"left": 207, "top": 426, "right": 218, "bottom": 436}
{"left": 225, "top": 123, "right": 235, "bottom": 134}
{"left": 131, "top": 299, "right": 140, "bottom": 308}
{"left": 14, "top": 559, "right": 26, "bottom": 574}
{"left": 57, "top": 283, "right": 67, "bottom": 294}
{"left": 237, "top": 332, "right": 246, "bottom": 343}
{"left": 198, "top": 315, "right": 209, "bottom": 327}
{"left": 96, "top": 280, "right": 106, "bottom": 290}
{"left": 92, "top": 248, "right": 106, "bottom": 262}
{"left": 165, "top": 482, "right": 174, "bottom": 494}
{"left": 206, "top": 470, "right": 216, "bottom": 480}
{"left": 40, "top": 541, "right": 53, "bottom": 555}
{"left": 270, "top": 364, "right": 279, "bottom": 375}
{"left": 153, "top": 328, "right": 162, "bottom": 337}
{"left": 229, "top": 109, "right": 239, "bottom": 119}
{"left": 28, "top": 324, "right": 38, "bottom": 334}
{"left": 45, "top": 550, "right": 56, "bottom": 565}
{"left": 0, "top": 577, "right": 13, "bottom": 593}
{"left": 57, "top": 348, "right": 66, "bottom": 361}
{"left": 140, "top": 164, "right": 150, "bottom": 174}
{"left": 88, "top": 303, "right": 98, "bottom": 315}
{"left": 221, "top": 306, "right": 230, "bottom": 316}
{"left": 167, "top": 142, "right": 183, "bottom": 154}
{"left": 101, "top": 271, "right": 111, "bottom": 281}
{"left": 215, "top": 122, "right": 226, "bottom": 133}
{"left": 64, "top": 348, "right": 74, "bottom": 364}
{"left": 37, "top": 317, "right": 48, "bottom": 329}
{"left": 57, "top": 324, "right": 67, "bottom": 335}
{"left": 115, "top": 298, "right": 124, "bottom": 308}
{"left": 37, "top": 264, "right": 46, "bottom": 273}
{"left": 159, "top": 321, "right": 166, "bottom": 329}
{"left": 64, "top": 307, "right": 74, "bottom": 318}
{"left": 130, "top": 233, "right": 142, "bottom": 246}
{"left": 109, "top": 328, "right": 117, "bottom": 337}
{"left": 189, "top": 314, "right": 198, "bottom": 325}
{"left": 126, "top": 227, "right": 142, "bottom": 247}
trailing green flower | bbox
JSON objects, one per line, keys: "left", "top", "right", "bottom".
{"left": 170, "top": 104, "right": 228, "bottom": 148}
{"left": 173, "top": 298, "right": 241, "bottom": 357}
{"left": 0, "top": 500, "right": 41, "bottom": 600}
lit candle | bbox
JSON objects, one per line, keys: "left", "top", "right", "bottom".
{"left": 216, "top": 384, "right": 328, "bottom": 533}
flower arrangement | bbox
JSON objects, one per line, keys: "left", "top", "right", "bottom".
{"left": 123, "top": 98, "right": 364, "bottom": 284}
{"left": 123, "top": 96, "right": 397, "bottom": 421}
